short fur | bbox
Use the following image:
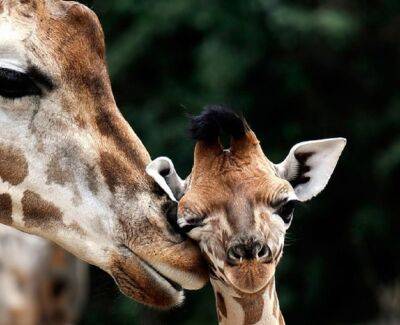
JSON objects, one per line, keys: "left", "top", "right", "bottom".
{"left": 0, "top": 0, "right": 207, "bottom": 309}
{"left": 149, "top": 109, "right": 346, "bottom": 324}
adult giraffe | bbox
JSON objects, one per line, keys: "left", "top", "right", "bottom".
{"left": 0, "top": 0, "right": 207, "bottom": 309}
{"left": 149, "top": 106, "right": 346, "bottom": 324}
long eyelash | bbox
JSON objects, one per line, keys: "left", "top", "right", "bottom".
{"left": 275, "top": 199, "right": 301, "bottom": 224}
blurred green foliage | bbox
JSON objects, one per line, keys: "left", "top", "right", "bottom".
{"left": 79, "top": 0, "right": 400, "bottom": 324}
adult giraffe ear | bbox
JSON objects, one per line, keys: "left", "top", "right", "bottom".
{"left": 146, "top": 157, "right": 186, "bottom": 201}
{"left": 275, "top": 138, "right": 347, "bottom": 202}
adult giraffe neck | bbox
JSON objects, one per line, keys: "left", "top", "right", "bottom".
{"left": 211, "top": 277, "right": 285, "bottom": 325}
{"left": 0, "top": 0, "right": 209, "bottom": 308}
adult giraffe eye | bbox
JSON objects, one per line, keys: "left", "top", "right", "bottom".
{"left": 0, "top": 68, "right": 42, "bottom": 99}
{"left": 277, "top": 200, "right": 299, "bottom": 224}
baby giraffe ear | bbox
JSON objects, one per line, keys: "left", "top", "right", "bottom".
{"left": 146, "top": 157, "right": 186, "bottom": 201}
{"left": 275, "top": 138, "right": 347, "bottom": 202}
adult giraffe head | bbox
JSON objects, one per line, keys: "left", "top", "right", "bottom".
{"left": 149, "top": 106, "right": 346, "bottom": 323}
{"left": 0, "top": 0, "right": 207, "bottom": 308}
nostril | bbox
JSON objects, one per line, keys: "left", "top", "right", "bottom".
{"left": 227, "top": 242, "right": 271, "bottom": 264}
{"left": 257, "top": 245, "right": 271, "bottom": 260}
{"left": 227, "top": 246, "right": 244, "bottom": 264}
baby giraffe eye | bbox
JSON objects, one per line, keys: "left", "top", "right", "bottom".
{"left": 276, "top": 200, "right": 299, "bottom": 224}
{"left": 177, "top": 213, "right": 205, "bottom": 234}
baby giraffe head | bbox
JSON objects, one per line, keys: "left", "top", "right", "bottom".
{"left": 148, "top": 106, "right": 346, "bottom": 296}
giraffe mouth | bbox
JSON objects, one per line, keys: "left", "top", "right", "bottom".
{"left": 139, "top": 256, "right": 183, "bottom": 292}
{"left": 120, "top": 244, "right": 183, "bottom": 292}
{"left": 111, "top": 245, "right": 185, "bottom": 309}
{"left": 225, "top": 260, "right": 276, "bottom": 294}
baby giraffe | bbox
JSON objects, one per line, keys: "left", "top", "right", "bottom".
{"left": 148, "top": 106, "right": 346, "bottom": 324}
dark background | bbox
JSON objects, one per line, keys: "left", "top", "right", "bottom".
{"left": 78, "top": 0, "right": 400, "bottom": 324}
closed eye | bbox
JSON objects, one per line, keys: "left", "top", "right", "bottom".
{"left": 0, "top": 67, "right": 54, "bottom": 99}
{"left": 177, "top": 214, "right": 205, "bottom": 233}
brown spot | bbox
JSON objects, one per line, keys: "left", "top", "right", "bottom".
{"left": 22, "top": 190, "right": 63, "bottom": 229}
{"left": 99, "top": 151, "right": 144, "bottom": 193}
{"left": 68, "top": 221, "right": 86, "bottom": 237}
{"left": 46, "top": 154, "right": 84, "bottom": 203}
{"left": 61, "top": 4, "right": 105, "bottom": 59}
{"left": 234, "top": 293, "right": 264, "bottom": 325}
{"left": 0, "top": 146, "right": 28, "bottom": 185}
{"left": 47, "top": 156, "right": 74, "bottom": 186}
{"left": 47, "top": 3, "right": 112, "bottom": 106}
{"left": 85, "top": 164, "right": 99, "bottom": 194}
{"left": 95, "top": 110, "right": 150, "bottom": 170}
{"left": 0, "top": 193, "right": 12, "bottom": 225}
{"left": 216, "top": 292, "right": 227, "bottom": 318}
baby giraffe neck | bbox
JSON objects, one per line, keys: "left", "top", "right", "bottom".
{"left": 211, "top": 278, "right": 285, "bottom": 325}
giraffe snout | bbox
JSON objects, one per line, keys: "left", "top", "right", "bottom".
{"left": 226, "top": 236, "right": 271, "bottom": 265}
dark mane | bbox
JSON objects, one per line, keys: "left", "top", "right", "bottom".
{"left": 189, "top": 105, "right": 249, "bottom": 143}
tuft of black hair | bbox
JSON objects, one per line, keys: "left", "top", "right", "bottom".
{"left": 189, "top": 105, "right": 248, "bottom": 143}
